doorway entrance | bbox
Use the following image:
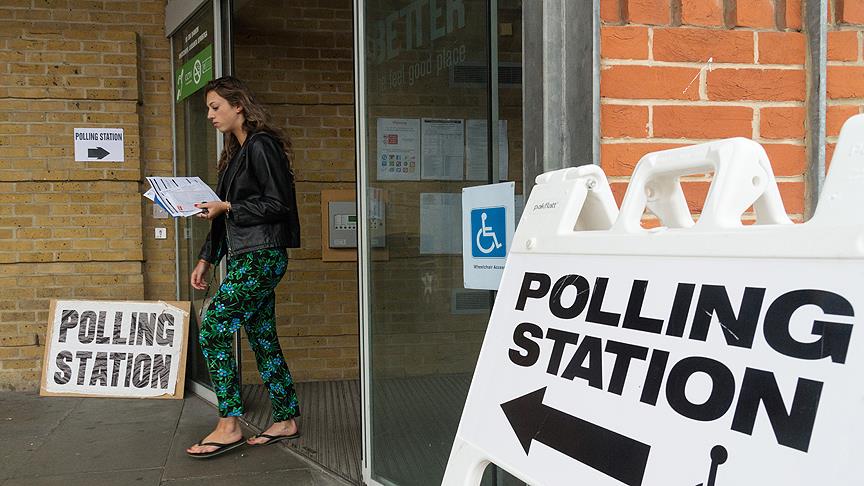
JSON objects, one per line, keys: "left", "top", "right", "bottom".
{"left": 167, "top": 0, "right": 524, "bottom": 484}
{"left": 170, "top": 0, "right": 222, "bottom": 402}
{"left": 356, "top": 1, "right": 525, "bottom": 484}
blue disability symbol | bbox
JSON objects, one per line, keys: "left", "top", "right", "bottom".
{"left": 471, "top": 207, "right": 506, "bottom": 258}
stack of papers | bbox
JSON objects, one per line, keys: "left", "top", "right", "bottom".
{"left": 143, "top": 177, "right": 220, "bottom": 218}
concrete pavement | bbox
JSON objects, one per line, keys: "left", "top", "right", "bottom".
{"left": 0, "top": 391, "right": 352, "bottom": 486}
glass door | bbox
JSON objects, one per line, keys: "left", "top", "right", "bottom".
{"left": 171, "top": 1, "right": 220, "bottom": 395}
{"left": 356, "top": 1, "right": 524, "bottom": 484}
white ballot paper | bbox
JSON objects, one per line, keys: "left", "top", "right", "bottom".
{"left": 144, "top": 177, "right": 219, "bottom": 218}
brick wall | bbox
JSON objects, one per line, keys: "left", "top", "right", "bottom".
{"left": 827, "top": 3, "right": 864, "bottom": 166}
{"left": 600, "top": 0, "right": 864, "bottom": 222}
{"left": 0, "top": 1, "right": 172, "bottom": 390}
{"left": 0, "top": 0, "right": 361, "bottom": 388}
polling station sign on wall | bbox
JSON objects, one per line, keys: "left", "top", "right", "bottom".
{"left": 443, "top": 121, "right": 864, "bottom": 486}
{"left": 40, "top": 300, "right": 190, "bottom": 399}
{"left": 73, "top": 128, "right": 125, "bottom": 162}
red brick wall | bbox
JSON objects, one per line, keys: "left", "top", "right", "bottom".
{"left": 827, "top": 3, "right": 864, "bottom": 167}
{"left": 600, "top": 0, "right": 864, "bottom": 222}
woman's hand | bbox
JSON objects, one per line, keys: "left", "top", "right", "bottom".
{"left": 191, "top": 259, "right": 212, "bottom": 290}
{"left": 194, "top": 200, "right": 231, "bottom": 220}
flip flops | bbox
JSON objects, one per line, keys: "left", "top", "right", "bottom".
{"left": 247, "top": 431, "right": 302, "bottom": 446}
{"left": 186, "top": 438, "right": 246, "bottom": 459}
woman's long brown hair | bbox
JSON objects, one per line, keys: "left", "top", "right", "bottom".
{"left": 204, "top": 76, "right": 294, "bottom": 174}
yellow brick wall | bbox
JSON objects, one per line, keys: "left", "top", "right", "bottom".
{"left": 0, "top": 0, "right": 362, "bottom": 389}
{"left": 0, "top": 1, "right": 174, "bottom": 390}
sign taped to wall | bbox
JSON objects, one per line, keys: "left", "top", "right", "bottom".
{"left": 73, "top": 128, "right": 124, "bottom": 162}
{"left": 40, "top": 300, "right": 190, "bottom": 399}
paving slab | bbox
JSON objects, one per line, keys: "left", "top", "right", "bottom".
{"left": 0, "top": 391, "right": 354, "bottom": 486}
{"left": 0, "top": 393, "right": 80, "bottom": 434}
{"left": 61, "top": 396, "right": 184, "bottom": 426}
{"left": 161, "top": 469, "right": 318, "bottom": 486}
{"left": 2, "top": 468, "right": 163, "bottom": 486}
{"left": 0, "top": 393, "right": 79, "bottom": 480}
{"left": 162, "top": 397, "right": 308, "bottom": 480}
{"left": 16, "top": 413, "right": 175, "bottom": 476}
{"left": 0, "top": 433, "right": 51, "bottom": 480}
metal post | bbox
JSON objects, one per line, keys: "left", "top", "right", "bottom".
{"left": 804, "top": 0, "right": 827, "bottom": 219}
{"left": 522, "top": 0, "right": 599, "bottom": 200}
{"left": 522, "top": 0, "right": 544, "bottom": 197}
{"left": 352, "top": 0, "right": 374, "bottom": 481}
{"left": 490, "top": 0, "right": 500, "bottom": 184}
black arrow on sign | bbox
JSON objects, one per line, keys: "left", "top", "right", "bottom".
{"left": 501, "top": 387, "right": 651, "bottom": 486}
{"left": 88, "top": 147, "right": 110, "bottom": 159}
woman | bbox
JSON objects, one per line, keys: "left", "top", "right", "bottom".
{"left": 186, "top": 76, "right": 302, "bottom": 458}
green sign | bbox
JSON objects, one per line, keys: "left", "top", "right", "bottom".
{"left": 176, "top": 44, "right": 213, "bottom": 103}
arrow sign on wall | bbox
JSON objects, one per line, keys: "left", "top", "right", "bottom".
{"left": 501, "top": 387, "right": 651, "bottom": 486}
{"left": 88, "top": 147, "right": 110, "bottom": 159}
{"left": 73, "top": 128, "right": 124, "bottom": 162}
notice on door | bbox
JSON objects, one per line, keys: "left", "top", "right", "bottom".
{"left": 40, "top": 300, "right": 190, "bottom": 399}
{"left": 421, "top": 118, "right": 464, "bottom": 180}
{"left": 176, "top": 44, "right": 213, "bottom": 102}
{"left": 462, "top": 182, "right": 515, "bottom": 290}
{"left": 376, "top": 118, "right": 420, "bottom": 181}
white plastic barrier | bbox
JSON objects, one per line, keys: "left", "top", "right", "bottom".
{"left": 442, "top": 115, "right": 864, "bottom": 486}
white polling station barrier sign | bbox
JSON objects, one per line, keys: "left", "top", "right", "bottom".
{"left": 442, "top": 115, "right": 864, "bottom": 486}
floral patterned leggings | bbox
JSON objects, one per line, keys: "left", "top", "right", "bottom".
{"left": 199, "top": 248, "right": 300, "bottom": 422}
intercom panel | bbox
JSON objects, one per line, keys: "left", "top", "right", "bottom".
{"left": 329, "top": 201, "right": 357, "bottom": 248}
{"left": 327, "top": 200, "right": 386, "bottom": 249}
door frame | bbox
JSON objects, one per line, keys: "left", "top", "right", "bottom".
{"left": 166, "top": 0, "right": 232, "bottom": 403}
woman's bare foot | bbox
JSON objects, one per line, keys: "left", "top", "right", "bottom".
{"left": 246, "top": 418, "right": 299, "bottom": 445}
{"left": 187, "top": 417, "right": 244, "bottom": 455}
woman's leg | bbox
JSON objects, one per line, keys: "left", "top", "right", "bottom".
{"left": 198, "top": 276, "right": 246, "bottom": 418}
{"left": 187, "top": 249, "right": 287, "bottom": 454}
{"left": 245, "top": 290, "right": 300, "bottom": 422}
{"left": 241, "top": 250, "right": 301, "bottom": 444}
{"left": 186, "top": 264, "right": 246, "bottom": 454}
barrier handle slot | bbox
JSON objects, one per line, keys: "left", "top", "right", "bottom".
{"left": 613, "top": 138, "right": 791, "bottom": 232}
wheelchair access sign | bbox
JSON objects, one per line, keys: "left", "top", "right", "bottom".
{"left": 462, "top": 182, "right": 515, "bottom": 290}
{"left": 472, "top": 207, "right": 506, "bottom": 258}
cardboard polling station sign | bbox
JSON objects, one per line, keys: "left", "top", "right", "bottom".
{"left": 40, "top": 300, "right": 190, "bottom": 399}
{"left": 442, "top": 116, "right": 864, "bottom": 486}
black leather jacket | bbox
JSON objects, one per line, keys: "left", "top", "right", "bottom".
{"left": 198, "top": 131, "right": 300, "bottom": 264}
